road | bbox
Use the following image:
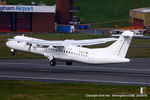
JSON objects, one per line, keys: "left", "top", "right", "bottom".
{"left": 0, "top": 58, "right": 150, "bottom": 86}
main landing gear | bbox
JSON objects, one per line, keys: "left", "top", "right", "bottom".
{"left": 48, "top": 57, "right": 72, "bottom": 66}
{"left": 49, "top": 59, "right": 56, "bottom": 66}
{"left": 66, "top": 62, "right": 72, "bottom": 66}
{"left": 49, "top": 60, "right": 72, "bottom": 66}
{"left": 48, "top": 56, "right": 56, "bottom": 66}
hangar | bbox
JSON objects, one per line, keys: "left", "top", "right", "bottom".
{"left": 0, "top": 5, "right": 55, "bottom": 32}
{"left": 130, "top": 7, "right": 150, "bottom": 28}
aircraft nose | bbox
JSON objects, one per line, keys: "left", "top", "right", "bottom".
{"left": 6, "top": 41, "right": 10, "bottom": 47}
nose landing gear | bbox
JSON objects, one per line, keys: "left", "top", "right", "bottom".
{"left": 11, "top": 49, "right": 15, "bottom": 56}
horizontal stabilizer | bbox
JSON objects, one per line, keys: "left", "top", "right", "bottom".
{"left": 122, "top": 31, "right": 134, "bottom": 37}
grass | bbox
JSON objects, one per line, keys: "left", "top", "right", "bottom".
{"left": 27, "top": 33, "right": 109, "bottom": 40}
{"left": 131, "top": 39, "right": 150, "bottom": 45}
{"left": 0, "top": 80, "right": 149, "bottom": 100}
{"left": 74, "top": 0, "right": 150, "bottom": 28}
{"left": 127, "top": 47, "right": 150, "bottom": 58}
{"left": 0, "top": 33, "right": 150, "bottom": 59}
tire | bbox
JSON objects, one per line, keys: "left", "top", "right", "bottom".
{"left": 49, "top": 60, "right": 56, "bottom": 66}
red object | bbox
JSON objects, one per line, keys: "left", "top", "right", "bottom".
{"left": 56, "top": 0, "right": 73, "bottom": 24}
{"left": 0, "top": 12, "right": 11, "bottom": 32}
{"left": 16, "top": 29, "right": 30, "bottom": 32}
{"left": 132, "top": 18, "right": 144, "bottom": 27}
{"left": 16, "top": 12, "right": 32, "bottom": 32}
{"left": 32, "top": 13, "right": 55, "bottom": 32}
{"left": 0, "top": 29, "right": 11, "bottom": 31}
{"left": 0, "top": 11, "right": 55, "bottom": 32}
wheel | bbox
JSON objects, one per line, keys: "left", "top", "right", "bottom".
{"left": 49, "top": 60, "right": 56, "bottom": 66}
{"left": 66, "top": 62, "right": 72, "bottom": 66}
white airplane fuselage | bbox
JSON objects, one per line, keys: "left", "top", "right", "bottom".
{"left": 6, "top": 35, "right": 130, "bottom": 65}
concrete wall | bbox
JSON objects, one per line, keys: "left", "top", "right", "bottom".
{"left": 144, "top": 13, "right": 150, "bottom": 25}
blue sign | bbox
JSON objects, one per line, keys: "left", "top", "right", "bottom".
{"left": 0, "top": 6, "right": 15, "bottom": 11}
{"left": 0, "top": 6, "right": 34, "bottom": 12}
{"left": 16, "top": 6, "right": 33, "bottom": 12}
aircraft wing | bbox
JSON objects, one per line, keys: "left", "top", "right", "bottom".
{"left": 8, "top": 38, "right": 64, "bottom": 47}
{"left": 9, "top": 37, "right": 117, "bottom": 47}
{"left": 64, "top": 38, "right": 117, "bottom": 46}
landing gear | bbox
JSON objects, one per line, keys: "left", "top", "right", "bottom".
{"left": 11, "top": 49, "right": 15, "bottom": 56}
{"left": 49, "top": 60, "right": 56, "bottom": 66}
{"left": 66, "top": 62, "right": 72, "bottom": 66}
{"left": 48, "top": 56, "right": 56, "bottom": 66}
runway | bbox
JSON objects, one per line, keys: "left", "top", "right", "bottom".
{"left": 0, "top": 58, "right": 150, "bottom": 86}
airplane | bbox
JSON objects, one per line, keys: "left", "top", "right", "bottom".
{"left": 6, "top": 31, "right": 133, "bottom": 66}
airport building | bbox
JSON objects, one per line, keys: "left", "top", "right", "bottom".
{"left": 0, "top": 5, "right": 55, "bottom": 32}
{"left": 130, "top": 7, "right": 150, "bottom": 28}
{"left": 0, "top": 0, "right": 79, "bottom": 33}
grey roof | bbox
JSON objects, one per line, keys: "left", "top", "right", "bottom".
{"left": 135, "top": 8, "right": 150, "bottom": 13}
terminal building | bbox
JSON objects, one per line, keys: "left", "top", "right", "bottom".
{"left": 0, "top": 0, "right": 79, "bottom": 33}
{"left": 130, "top": 7, "right": 150, "bottom": 28}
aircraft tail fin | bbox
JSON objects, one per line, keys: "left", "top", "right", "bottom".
{"left": 106, "top": 31, "right": 133, "bottom": 58}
